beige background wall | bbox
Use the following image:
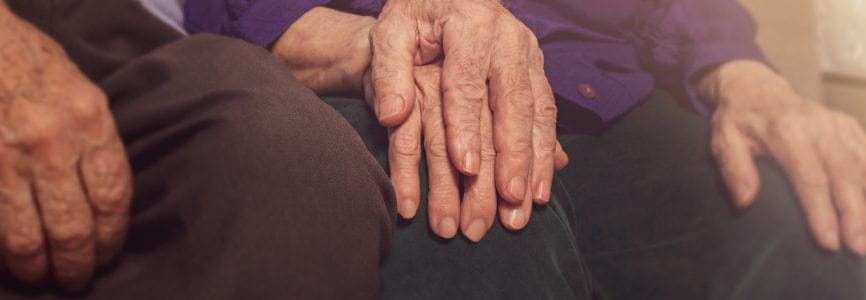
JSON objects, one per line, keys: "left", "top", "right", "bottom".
{"left": 818, "top": 0, "right": 866, "bottom": 78}
{"left": 738, "top": 0, "right": 823, "bottom": 101}
{"left": 739, "top": 0, "right": 865, "bottom": 118}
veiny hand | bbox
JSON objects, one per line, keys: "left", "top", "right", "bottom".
{"left": 703, "top": 60, "right": 866, "bottom": 254}
{"left": 364, "top": 63, "right": 567, "bottom": 241}
{"left": 271, "top": 7, "right": 375, "bottom": 96}
{"left": 370, "top": 0, "right": 568, "bottom": 230}
{"left": 0, "top": 8, "right": 133, "bottom": 290}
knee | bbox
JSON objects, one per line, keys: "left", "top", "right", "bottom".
{"left": 127, "top": 33, "right": 396, "bottom": 251}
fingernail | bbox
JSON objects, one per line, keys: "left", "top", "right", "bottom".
{"left": 823, "top": 229, "right": 841, "bottom": 251}
{"left": 463, "top": 219, "right": 488, "bottom": 243}
{"left": 438, "top": 217, "right": 458, "bottom": 238}
{"left": 734, "top": 183, "right": 754, "bottom": 207}
{"left": 854, "top": 233, "right": 866, "bottom": 255}
{"left": 380, "top": 95, "right": 404, "bottom": 122}
{"left": 533, "top": 181, "right": 547, "bottom": 203}
{"left": 462, "top": 151, "right": 478, "bottom": 175}
{"left": 505, "top": 209, "right": 526, "bottom": 230}
{"left": 507, "top": 176, "right": 527, "bottom": 202}
{"left": 398, "top": 200, "right": 418, "bottom": 219}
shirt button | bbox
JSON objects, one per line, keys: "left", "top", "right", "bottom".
{"left": 578, "top": 83, "right": 597, "bottom": 100}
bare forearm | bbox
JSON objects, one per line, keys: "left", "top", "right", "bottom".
{"left": 271, "top": 7, "right": 375, "bottom": 95}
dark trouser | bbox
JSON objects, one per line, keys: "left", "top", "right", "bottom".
{"left": 4, "top": 0, "right": 864, "bottom": 299}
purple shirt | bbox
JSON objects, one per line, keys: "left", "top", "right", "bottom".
{"left": 183, "top": 1, "right": 765, "bottom": 134}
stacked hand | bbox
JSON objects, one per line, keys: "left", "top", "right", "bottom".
{"left": 368, "top": 0, "right": 569, "bottom": 240}
{"left": 277, "top": 1, "right": 568, "bottom": 241}
{"left": 0, "top": 7, "right": 133, "bottom": 291}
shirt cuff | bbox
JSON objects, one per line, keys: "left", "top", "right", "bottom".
{"left": 682, "top": 42, "right": 768, "bottom": 116}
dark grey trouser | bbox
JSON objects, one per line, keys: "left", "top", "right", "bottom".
{"left": 4, "top": 0, "right": 863, "bottom": 299}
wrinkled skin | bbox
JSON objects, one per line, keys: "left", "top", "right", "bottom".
{"left": 368, "top": 0, "right": 569, "bottom": 236}
{"left": 0, "top": 6, "right": 133, "bottom": 291}
{"left": 362, "top": 64, "right": 566, "bottom": 241}
{"left": 703, "top": 60, "right": 866, "bottom": 255}
{"left": 277, "top": 5, "right": 568, "bottom": 241}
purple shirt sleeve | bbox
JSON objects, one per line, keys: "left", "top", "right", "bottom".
{"left": 183, "top": 0, "right": 383, "bottom": 48}
{"left": 183, "top": 0, "right": 766, "bottom": 132}
{"left": 631, "top": 0, "right": 767, "bottom": 116}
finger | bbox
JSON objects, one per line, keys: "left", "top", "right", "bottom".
{"left": 414, "top": 22, "right": 442, "bottom": 65}
{"left": 819, "top": 120, "right": 866, "bottom": 254}
{"left": 460, "top": 87, "right": 497, "bottom": 242}
{"left": 32, "top": 163, "right": 96, "bottom": 291}
{"left": 0, "top": 171, "right": 48, "bottom": 284}
{"left": 554, "top": 142, "right": 568, "bottom": 171}
{"left": 80, "top": 135, "right": 133, "bottom": 264}
{"left": 370, "top": 11, "right": 418, "bottom": 127}
{"left": 528, "top": 50, "right": 557, "bottom": 205}
{"left": 499, "top": 182, "right": 534, "bottom": 231}
{"left": 441, "top": 18, "right": 492, "bottom": 176}
{"left": 419, "top": 87, "right": 461, "bottom": 239}
{"left": 831, "top": 181, "right": 866, "bottom": 255}
{"left": 768, "top": 133, "right": 840, "bottom": 251}
{"left": 388, "top": 102, "right": 423, "bottom": 219}
{"left": 481, "top": 24, "right": 534, "bottom": 204}
{"left": 711, "top": 125, "right": 761, "bottom": 208}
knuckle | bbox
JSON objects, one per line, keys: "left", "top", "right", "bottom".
{"left": 18, "top": 115, "right": 63, "bottom": 146}
{"left": 500, "top": 131, "right": 533, "bottom": 153}
{"left": 798, "top": 173, "right": 829, "bottom": 192}
{"left": 534, "top": 103, "right": 558, "bottom": 128}
{"left": 391, "top": 132, "right": 420, "bottom": 157}
{"left": 538, "top": 138, "right": 557, "bottom": 154}
{"left": 67, "top": 86, "right": 108, "bottom": 121}
{"left": 502, "top": 146, "right": 533, "bottom": 161}
{"left": 710, "top": 135, "right": 728, "bottom": 158}
{"left": 371, "top": 66, "right": 405, "bottom": 87}
{"left": 90, "top": 185, "right": 131, "bottom": 215}
{"left": 768, "top": 115, "right": 801, "bottom": 138}
{"left": 445, "top": 80, "right": 487, "bottom": 100}
{"left": 49, "top": 223, "right": 93, "bottom": 251}
{"left": 423, "top": 133, "right": 449, "bottom": 159}
{"left": 5, "top": 233, "right": 44, "bottom": 258}
{"left": 481, "top": 146, "right": 497, "bottom": 163}
{"left": 533, "top": 49, "right": 545, "bottom": 67}
{"left": 85, "top": 160, "right": 133, "bottom": 215}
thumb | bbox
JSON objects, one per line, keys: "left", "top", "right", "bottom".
{"left": 370, "top": 15, "right": 417, "bottom": 127}
{"left": 712, "top": 128, "right": 761, "bottom": 209}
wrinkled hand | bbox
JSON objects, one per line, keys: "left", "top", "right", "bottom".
{"left": 370, "top": 0, "right": 568, "bottom": 228}
{"left": 364, "top": 64, "right": 566, "bottom": 241}
{"left": 0, "top": 9, "right": 133, "bottom": 290}
{"left": 272, "top": 7, "right": 375, "bottom": 95}
{"left": 703, "top": 60, "right": 866, "bottom": 254}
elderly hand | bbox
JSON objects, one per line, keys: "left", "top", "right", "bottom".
{"left": 369, "top": 0, "right": 568, "bottom": 222}
{"left": 366, "top": 62, "right": 568, "bottom": 240}
{"left": 364, "top": 63, "right": 567, "bottom": 241}
{"left": 271, "top": 7, "right": 375, "bottom": 96}
{"left": 702, "top": 60, "right": 866, "bottom": 254}
{"left": 0, "top": 8, "right": 133, "bottom": 290}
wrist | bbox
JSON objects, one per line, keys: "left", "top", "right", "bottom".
{"left": 272, "top": 7, "right": 375, "bottom": 95}
{"left": 698, "top": 60, "right": 795, "bottom": 109}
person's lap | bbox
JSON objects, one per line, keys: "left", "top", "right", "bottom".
{"left": 327, "top": 93, "right": 865, "bottom": 299}
{"left": 2, "top": 1, "right": 863, "bottom": 299}
{"left": 555, "top": 92, "right": 865, "bottom": 299}
{"left": 3, "top": 1, "right": 394, "bottom": 298}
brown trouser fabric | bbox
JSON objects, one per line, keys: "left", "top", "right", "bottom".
{"left": 3, "top": 1, "right": 395, "bottom": 299}
{"left": 4, "top": 1, "right": 865, "bottom": 299}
